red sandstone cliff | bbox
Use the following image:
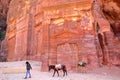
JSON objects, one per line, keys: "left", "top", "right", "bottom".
{"left": 0, "top": 0, "right": 120, "bottom": 71}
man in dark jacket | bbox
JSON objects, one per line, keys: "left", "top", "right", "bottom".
{"left": 24, "top": 61, "right": 32, "bottom": 79}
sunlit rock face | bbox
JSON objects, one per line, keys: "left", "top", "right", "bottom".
{"left": 3, "top": 0, "right": 120, "bottom": 71}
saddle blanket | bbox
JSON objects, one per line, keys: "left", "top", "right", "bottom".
{"left": 55, "top": 64, "right": 62, "bottom": 69}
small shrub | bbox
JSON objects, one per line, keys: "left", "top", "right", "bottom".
{"left": 0, "top": 31, "right": 5, "bottom": 41}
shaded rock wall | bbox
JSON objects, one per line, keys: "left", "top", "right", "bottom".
{"left": 0, "top": 0, "right": 11, "bottom": 61}
{"left": 101, "top": 0, "right": 120, "bottom": 66}
{"left": 0, "top": 0, "right": 11, "bottom": 33}
{"left": 102, "top": 0, "right": 120, "bottom": 36}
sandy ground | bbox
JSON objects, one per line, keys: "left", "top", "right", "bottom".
{"left": 0, "top": 61, "right": 120, "bottom": 80}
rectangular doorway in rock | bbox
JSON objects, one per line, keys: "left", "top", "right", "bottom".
{"left": 57, "top": 43, "right": 79, "bottom": 72}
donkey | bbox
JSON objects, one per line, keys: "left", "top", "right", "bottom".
{"left": 48, "top": 64, "right": 67, "bottom": 77}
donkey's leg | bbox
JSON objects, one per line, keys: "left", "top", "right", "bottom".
{"left": 56, "top": 70, "right": 59, "bottom": 76}
{"left": 53, "top": 70, "right": 56, "bottom": 77}
{"left": 65, "top": 70, "right": 67, "bottom": 76}
{"left": 63, "top": 70, "right": 65, "bottom": 76}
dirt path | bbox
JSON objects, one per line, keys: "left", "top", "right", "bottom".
{"left": 0, "top": 61, "right": 120, "bottom": 80}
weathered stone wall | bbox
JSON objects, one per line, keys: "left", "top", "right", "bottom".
{"left": 0, "top": 0, "right": 11, "bottom": 61}
{"left": 4, "top": 0, "right": 120, "bottom": 72}
{"left": 0, "top": 39, "right": 7, "bottom": 61}
{"left": 6, "top": 0, "right": 29, "bottom": 61}
{"left": 93, "top": 0, "right": 120, "bottom": 66}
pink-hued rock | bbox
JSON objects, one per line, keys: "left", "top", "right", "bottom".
{"left": 1, "top": 0, "right": 120, "bottom": 72}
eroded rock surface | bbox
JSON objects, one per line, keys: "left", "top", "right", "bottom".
{"left": 0, "top": 0, "right": 120, "bottom": 71}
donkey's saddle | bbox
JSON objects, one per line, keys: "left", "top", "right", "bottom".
{"left": 55, "top": 64, "right": 62, "bottom": 69}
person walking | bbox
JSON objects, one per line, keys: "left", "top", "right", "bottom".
{"left": 24, "top": 61, "right": 32, "bottom": 79}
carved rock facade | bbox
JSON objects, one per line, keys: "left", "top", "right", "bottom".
{"left": 4, "top": 0, "right": 120, "bottom": 71}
